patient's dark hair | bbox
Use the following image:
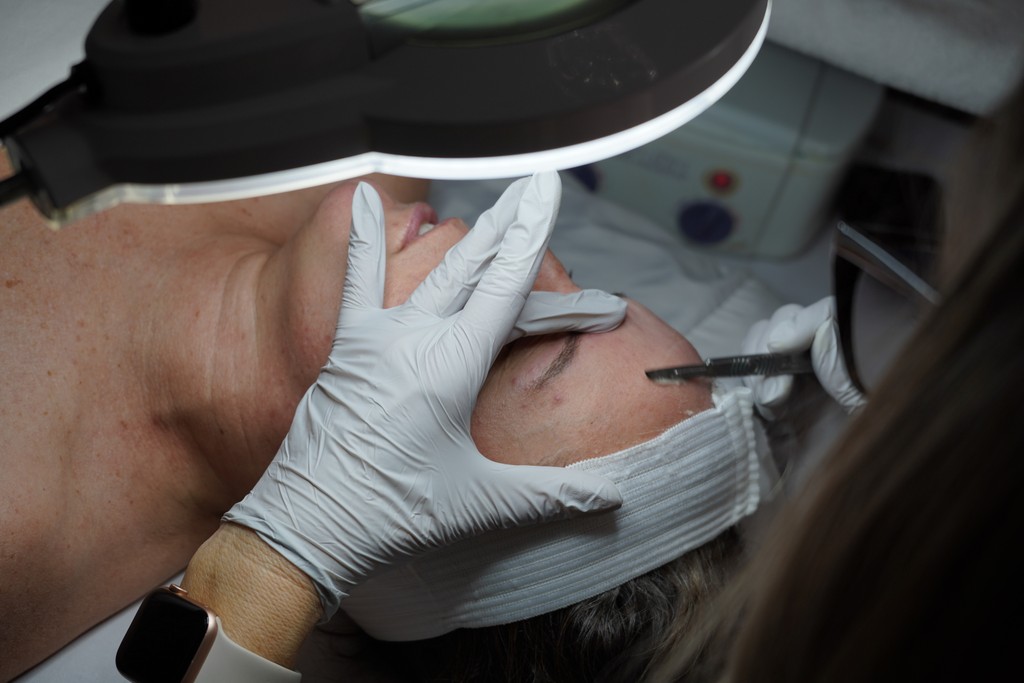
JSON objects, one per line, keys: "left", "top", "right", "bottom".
{"left": 380, "top": 528, "right": 741, "bottom": 682}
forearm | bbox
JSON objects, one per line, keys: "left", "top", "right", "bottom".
{"left": 180, "top": 523, "right": 321, "bottom": 668}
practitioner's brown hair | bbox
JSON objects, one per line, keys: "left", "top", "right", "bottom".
{"left": 650, "top": 81, "right": 1024, "bottom": 683}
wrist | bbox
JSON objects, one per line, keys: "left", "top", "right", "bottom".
{"left": 181, "top": 522, "right": 321, "bottom": 667}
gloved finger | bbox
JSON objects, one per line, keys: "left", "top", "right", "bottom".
{"left": 766, "top": 297, "right": 837, "bottom": 353}
{"left": 405, "top": 210, "right": 506, "bottom": 319}
{"left": 741, "top": 303, "right": 807, "bottom": 355}
{"left": 469, "top": 462, "right": 622, "bottom": 529}
{"left": 471, "top": 175, "right": 533, "bottom": 235}
{"left": 341, "top": 183, "right": 387, "bottom": 312}
{"left": 740, "top": 307, "right": 805, "bottom": 418}
{"left": 459, "top": 172, "right": 560, "bottom": 362}
{"left": 811, "top": 317, "right": 868, "bottom": 413}
{"left": 741, "top": 319, "right": 771, "bottom": 355}
{"left": 506, "top": 290, "right": 627, "bottom": 343}
{"left": 407, "top": 176, "right": 532, "bottom": 318}
{"left": 751, "top": 375, "right": 793, "bottom": 412}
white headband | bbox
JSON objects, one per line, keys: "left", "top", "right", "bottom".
{"left": 342, "top": 384, "right": 776, "bottom": 641}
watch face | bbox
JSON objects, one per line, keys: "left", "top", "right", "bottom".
{"left": 116, "top": 589, "right": 212, "bottom": 683}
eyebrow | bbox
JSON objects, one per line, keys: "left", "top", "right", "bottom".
{"left": 529, "top": 333, "right": 581, "bottom": 391}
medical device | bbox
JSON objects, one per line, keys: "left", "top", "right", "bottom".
{"left": 0, "top": 0, "right": 770, "bottom": 226}
{"left": 645, "top": 351, "right": 813, "bottom": 383}
{"left": 577, "top": 40, "right": 884, "bottom": 258}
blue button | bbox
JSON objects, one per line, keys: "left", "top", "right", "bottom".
{"left": 677, "top": 201, "right": 734, "bottom": 244}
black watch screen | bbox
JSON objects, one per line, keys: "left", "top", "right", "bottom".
{"left": 116, "top": 588, "right": 211, "bottom": 683}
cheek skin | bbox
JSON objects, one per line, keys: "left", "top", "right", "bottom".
{"left": 262, "top": 183, "right": 360, "bottom": 393}
{"left": 382, "top": 242, "right": 453, "bottom": 307}
{"left": 381, "top": 221, "right": 469, "bottom": 307}
{"left": 266, "top": 180, "right": 452, "bottom": 391}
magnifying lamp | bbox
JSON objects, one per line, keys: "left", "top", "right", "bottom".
{"left": 0, "top": 0, "right": 770, "bottom": 227}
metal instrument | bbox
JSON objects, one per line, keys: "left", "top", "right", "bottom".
{"left": 645, "top": 352, "right": 813, "bottom": 383}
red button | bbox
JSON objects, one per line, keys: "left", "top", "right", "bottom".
{"left": 708, "top": 170, "right": 736, "bottom": 192}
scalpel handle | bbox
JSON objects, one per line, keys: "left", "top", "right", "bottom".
{"left": 645, "top": 352, "right": 814, "bottom": 383}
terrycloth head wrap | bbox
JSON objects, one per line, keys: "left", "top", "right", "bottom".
{"left": 342, "top": 384, "right": 776, "bottom": 641}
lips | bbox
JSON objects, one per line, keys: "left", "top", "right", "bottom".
{"left": 400, "top": 202, "right": 440, "bottom": 250}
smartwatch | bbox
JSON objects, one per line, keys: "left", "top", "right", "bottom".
{"left": 116, "top": 584, "right": 301, "bottom": 683}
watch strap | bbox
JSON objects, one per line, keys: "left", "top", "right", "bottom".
{"left": 195, "top": 617, "right": 301, "bottom": 683}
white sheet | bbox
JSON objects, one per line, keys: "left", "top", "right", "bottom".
{"left": 767, "top": 0, "right": 1024, "bottom": 114}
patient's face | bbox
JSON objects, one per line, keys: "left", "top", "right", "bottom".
{"left": 267, "top": 179, "right": 711, "bottom": 468}
{"left": 4, "top": 172, "right": 709, "bottom": 513}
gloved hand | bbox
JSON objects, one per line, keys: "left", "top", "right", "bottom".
{"left": 225, "top": 172, "right": 622, "bottom": 619}
{"left": 741, "top": 296, "right": 866, "bottom": 418}
{"left": 511, "top": 289, "right": 626, "bottom": 342}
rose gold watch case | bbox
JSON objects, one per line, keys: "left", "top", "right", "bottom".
{"left": 165, "top": 584, "right": 219, "bottom": 683}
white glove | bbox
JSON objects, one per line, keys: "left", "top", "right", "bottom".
{"left": 225, "top": 172, "right": 622, "bottom": 618}
{"left": 741, "top": 296, "right": 866, "bottom": 418}
{"left": 511, "top": 289, "right": 626, "bottom": 342}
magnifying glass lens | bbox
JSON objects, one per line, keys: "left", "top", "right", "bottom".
{"left": 358, "top": 0, "right": 630, "bottom": 45}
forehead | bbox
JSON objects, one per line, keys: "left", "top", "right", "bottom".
{"left": 570, "top": 302, "right": 711, "bottom": 448}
